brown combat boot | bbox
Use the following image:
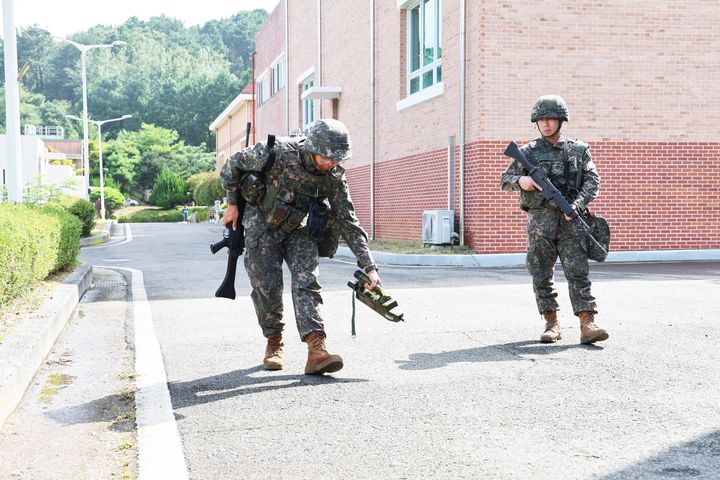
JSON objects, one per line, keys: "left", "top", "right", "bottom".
{"left": 263, "top": 334, "right": 284, "bottom": 370}
{"left": 578, "top": 311, "right": 609, "bottom": 344}
{"left": 540, "top": 310, "right": 561, "bottom": 343}
{"left": 304, "top": 331, "right": 343, "bottom": 375}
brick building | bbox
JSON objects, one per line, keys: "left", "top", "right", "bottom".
{"left": 214, "top": 1, "right": 720, "bottom": 255}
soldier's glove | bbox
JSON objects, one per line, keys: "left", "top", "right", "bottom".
{"left": 308, "top": 199, "right": 329, "bottom": 237}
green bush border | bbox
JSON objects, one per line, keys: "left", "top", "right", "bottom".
{"left": 0, "top": 204, "right": 82, "bottom": 308}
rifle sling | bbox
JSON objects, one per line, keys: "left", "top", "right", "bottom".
{"left": 263, "top": 135, "right": 277, "bottom": 173}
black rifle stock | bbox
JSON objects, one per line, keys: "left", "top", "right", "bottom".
{"left": 503, "top": 141, "right": 607, "bottom": 256}
{"left": 210, "top": 122, "right": 253, "bottom": 299}
{"left": 210, "top": 226, "right": 244, "bottom": 299}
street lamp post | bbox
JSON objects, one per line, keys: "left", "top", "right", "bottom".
{"left": 66, "top": 114, "right": 131, "bottom": 220}
{"left": 55, "top": 36, "right": 127, "bottom": 200}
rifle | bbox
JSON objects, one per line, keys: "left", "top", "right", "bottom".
{"left": 210, "top": 224, "right": 244, "bottom": 299}
{"left": 210, "top": 122, "right": 252, "bottom": 299}
{"left": 503, "top": 141, "right": 607, "bottom": 257}
{"left": 347, "top": 270, "right": 404, "bottom": 336}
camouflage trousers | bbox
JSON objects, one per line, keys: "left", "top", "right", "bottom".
{"left": 525, "top": 233, "right": 597, "bottom": 315}
{"left": 244, "top": 227, "right": 324, "bottom": 341}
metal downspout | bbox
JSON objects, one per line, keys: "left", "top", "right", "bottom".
{"left": 251, "top": 51, "right": 256, "bottom": 143}
{"left": 284, "top": 0, "right": 289, "bottom": 134}
{"left": 370, "top": 0, "right": 376, "bottom": 239}
{"left": 317, "top": 0, "right": 322, "bottom": 118}
{"left": 459, "top": 0, "right": 467, "bottom": 246}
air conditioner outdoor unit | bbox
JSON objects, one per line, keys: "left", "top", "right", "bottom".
{"left": 422, "top": 209, "right": 454, "bottom": 245}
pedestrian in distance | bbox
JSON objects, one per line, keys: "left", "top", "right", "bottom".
{"left": 220, "top": 118, "right": 381, "bottom": 374}
{"left": 500, "top": 95, "right": 609, "bottom": 344}
{"left": 209, "top": 208, "right": 216, "bottom": 224}
{"left": 182, "top": 205, "right": 189, "bottom": 223}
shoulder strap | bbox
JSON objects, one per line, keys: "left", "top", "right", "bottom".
{"left": 263, "top": 135, "right": 276, "bottom": 173}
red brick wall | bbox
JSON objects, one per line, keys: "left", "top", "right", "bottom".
{"left": 255, "top": 1, "right": 286, "bottom": 139}
{"left": 346, "top": 140, "right": 720, "bottom": 253}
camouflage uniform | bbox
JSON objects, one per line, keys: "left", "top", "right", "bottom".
{"left": 220, "top": 124, "right": 373, "bottom": 341}
{"left": 501, "top": 136, "right": 600, "bottom": 315}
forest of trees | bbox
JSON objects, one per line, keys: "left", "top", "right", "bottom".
{"left": 0, "top": 10, "right": 267, "bottom": 200}
{"left": 0, "top": 10, "right": 266, "bottom": 146}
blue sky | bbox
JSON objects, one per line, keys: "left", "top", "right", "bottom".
{"left": 1, "top": 0, "right": 280, "bottom": 38}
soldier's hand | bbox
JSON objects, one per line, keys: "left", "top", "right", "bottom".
{"left": 364, "top": 270, "right": 382, "bottom": 291}
{"left": 519, "top": 176, "right": 542, "bottom": 191}
{"left": 223, "top": 204, "right": 240, "bottom": 231}
{"left": 564, "top": 205, "right": 577, "bottom": 221}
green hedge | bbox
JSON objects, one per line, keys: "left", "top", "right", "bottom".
{"left": 48, "top": 195, "right": 96, "bottom": 236}
{"left": 117, "top": 209, "right": 183, "bottom": 223}
{"left": 0, "top": 204, "right": 82, "bottom": 308}
{"left": 90, "top": 186, "right": 125, "bottom": 214}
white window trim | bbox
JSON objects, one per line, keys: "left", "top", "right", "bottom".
{"left": 405, "top": 0, "right": 442, "bottom": 98}
{"left": 397, "top": 0, "right": 415, "bottom": 8}
{"left": 396, "top": 81, "right": 443, "bottom": 111}
{"left": 297, "top": 66, "right": 315, "bottom": 85}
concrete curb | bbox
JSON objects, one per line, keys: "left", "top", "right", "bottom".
{"left": 335, "top": 246, "right": 720, "bottom": 268}
{"left": 0, "top": 263, "right": 93, "bottom": 428}
{"left": 80, "top": 220, "right": 114, "bottom": 247}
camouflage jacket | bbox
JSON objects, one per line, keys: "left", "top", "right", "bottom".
{"left": 220, "top": 136, "right": 374, "bottom": 266}
{"left": 500, "top": 136, "right": 600, "bottom": 238}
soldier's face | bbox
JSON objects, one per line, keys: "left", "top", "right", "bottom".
{"left": 537, "top": 118, "right": 560, "bottom": 136}
{"left": 312, "top": 154, "right": 338, "bottom": 172}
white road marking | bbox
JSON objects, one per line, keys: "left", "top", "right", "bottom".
{"left": 99, "top": 266, "right": 189, "bottom": 480}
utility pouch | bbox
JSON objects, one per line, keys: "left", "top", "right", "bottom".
{"left": 240, "top": 172, "right": 266, "bottom": 204}
{"left": 316, "top": 218, "right": 340, "bottom": 258}
{"left": 265, "top": 190, "right": 307, "bottom": 234}
{"left": 308, "top": 199, "right": 329, "bottom": 237}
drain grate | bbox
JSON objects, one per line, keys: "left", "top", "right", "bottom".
{"left": 93, "top": 282, "right": 127, "bottom": 290}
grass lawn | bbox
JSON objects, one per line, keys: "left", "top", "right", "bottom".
{"left": 366, "top": 239, "right": 476, "bottom": 255}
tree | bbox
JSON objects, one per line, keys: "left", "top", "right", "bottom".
{"left": 149, "top": 169, "right": 187, "bottom": 208}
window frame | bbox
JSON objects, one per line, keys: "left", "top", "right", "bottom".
{"left": 406, "top": 0, "right": 442, "bottom": 96}
{"left": 300, "top": 75, "right": 315, "bottom": 128}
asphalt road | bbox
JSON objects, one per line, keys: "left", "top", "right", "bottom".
{"left": 79, "top": 221, "right": 720, "bottom": 480}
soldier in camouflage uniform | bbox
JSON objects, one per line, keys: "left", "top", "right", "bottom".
{"left": 501, "top": 95, "right": 609, "bottom": 344}
{"left": 220, "top": 119, "right": 381, "bottom": 374}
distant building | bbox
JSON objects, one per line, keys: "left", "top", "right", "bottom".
{"left": 1, "top": 127, "right": 84, "bottom": 199}
{"left": 212, "top": 0, "right": 720, "bottom": 254}
{"left": 209, "top": 84, "right": 255, "bottom": 174}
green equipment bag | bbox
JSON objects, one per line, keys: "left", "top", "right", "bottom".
{"left": 583, "top": 210, "right": 610, "bottom": 262}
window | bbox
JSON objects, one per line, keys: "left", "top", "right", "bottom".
{"left": 301, "top": 77, "right": 315, "bottom": 128}
{"left": 256, "top": 75, "right": 270, "bottom": 106}
{"left": 406, "top": 0, "right": 442, "bottom": 96}
{"left": 257, "top": 57, "right": 285, "bottom": 106}
{"left": 271, "top": 58, "right": 285, "bottom": 96}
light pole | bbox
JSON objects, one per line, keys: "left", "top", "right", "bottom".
{"left": 66, "top": 114, "right": 131, "bottom": 220}
{"left": 55, "top": 35, "right": 127, "bottom": 200}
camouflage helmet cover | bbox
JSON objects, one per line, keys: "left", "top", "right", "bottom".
{"left": 304, "top": 118, "right": 352, "bottom": 162}
{"left": 531, "top": 95, "right": 569, "bottom": 123}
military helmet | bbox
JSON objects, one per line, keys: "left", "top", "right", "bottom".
{"left": 304, "top": 118, "right": 352, "bottom": 162}
{"left": 531, "top": 95, "right": 569, "bottom": 123}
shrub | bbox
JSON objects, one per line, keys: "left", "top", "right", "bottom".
{"left": 49, "top": 195, "right": 96, "bottom": 236}
{"left": 116, "top": 208, "right": 183, "bottom": 223}
{"left": 0, "top": 204, "right": 82, "bottom": 308}
{"left": 41, "top": 207, "right": 82, "bottom": 270}
{"left": 188, "top": 172, "right": 224, "bottom": 206}
{"left": 149, "top": 169, "right": 187, "bottom": 208}
{"left": 90, "top": 186, "right": 125, "bottom": 214}
{"left": 189, "top": 206, "right": 209, "bottom": 222}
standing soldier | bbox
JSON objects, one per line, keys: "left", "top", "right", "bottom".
{"left": 220, "top": 119, "right": 381, "bottom": 374}
{"left": 501, "top": 95, "right": 609, "bottom": 344}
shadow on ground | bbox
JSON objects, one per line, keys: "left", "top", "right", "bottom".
{"left": 396, "top": 340, "right": 603, "bottom": 370}
{"left": 599, "top": 429, "right": 720, "bottom": 479}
